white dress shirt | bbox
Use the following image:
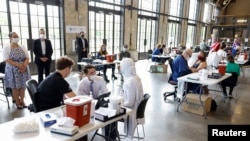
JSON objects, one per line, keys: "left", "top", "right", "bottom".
{"left": 76, "top": 76, "right": 108, "bottom": 99}
{"left": 41, "top": 40, "right": 46, "bottom": 55}
{"left": 81, "top": 38, "right": 85, "bottom": 48}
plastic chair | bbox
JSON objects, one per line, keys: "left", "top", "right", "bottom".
{"left": 26, "top": 79, "right": 39, "bottom": 113}
{"left": 134, "top": 93, "right": 151, "bottom": 140}
{"left": 163, "top": 58, "right": 179, "bottom": 102}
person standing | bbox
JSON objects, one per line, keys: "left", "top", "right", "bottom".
{"left": 33, "top": 28, "right": 53, "bottom": 84}
{"left": 76, "top": 31, "right": 89, "bottom": 72}
{"left": 2, "top": 32, "right": 31, "bottom": 109}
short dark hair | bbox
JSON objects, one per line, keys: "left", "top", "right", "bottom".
{"left": 83, "top": 64, "right": 95, "bottom": 74}
{"left": 227, "top": 55, "right": 234, "bottom": 63}
{"left": 56, "top": 56, "right": 75, "bottom": 70}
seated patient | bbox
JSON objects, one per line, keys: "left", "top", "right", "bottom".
{"left": 221, "top": 55, "right": 240, "bottom": 98}
{"left": 151, "top": 43, "right": 163, "bottom": 63}
{"left": 97, "top": 44, "right": 117, "bottom": 83}
{"left": 190, "top": 51, "right": 208, "bottom": 94}
{"left": 36, "top": 56, "right": 76, "bottom": 112}
{"left": 76, "top": 64, "right": 109, "bottom": 99}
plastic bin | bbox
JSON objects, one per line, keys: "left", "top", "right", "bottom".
{"left": 64, "top": 96, "right": 92, "bottom": 127}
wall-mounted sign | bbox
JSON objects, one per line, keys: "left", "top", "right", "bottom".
{"left": 66, "top": 26, "right": 86, "bottom": 33}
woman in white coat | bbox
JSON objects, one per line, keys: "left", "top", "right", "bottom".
{"left": 120, "top": 58, "right": 144, "bottom": 139}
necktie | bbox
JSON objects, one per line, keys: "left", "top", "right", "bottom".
{"left": 90, "top": 81, "right": 94, "bottom": 97}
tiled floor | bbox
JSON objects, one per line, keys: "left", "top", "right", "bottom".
{"left": 0, "top": 59, "right": 250, "bottom": 141}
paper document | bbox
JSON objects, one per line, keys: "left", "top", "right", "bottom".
{"left": 95, "top": 107, "right": 117, "bottom": 118}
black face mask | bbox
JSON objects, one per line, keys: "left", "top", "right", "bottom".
{"left": 81, "top": 35, "right": 84, "bottom": 38}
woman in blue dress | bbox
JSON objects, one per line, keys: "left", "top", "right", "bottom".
{"left": 2, "top": 32, "right": 30, "bottom": 109}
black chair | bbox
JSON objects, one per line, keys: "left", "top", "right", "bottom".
{"left": 134, "top": 93, "right": 151, "bottom": 140}
{"left": 26, "top": 79, "right": 39, "bottom": 113}
{"left": 0, "top": 61, "right": 10, "bottom": 108}
{"left": 163, "top": 58, "right": 179, "bottom": 102}
{"left": 221, "top": 72, "right": 238, "bottom": 101}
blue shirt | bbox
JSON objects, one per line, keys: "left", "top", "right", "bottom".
{"left": 151, "top": 48, "right": 161, "bottom": 62}
{"left": 172, "top": 55, "right": 191, "bottom": 82}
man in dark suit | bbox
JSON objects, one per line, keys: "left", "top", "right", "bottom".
{"left": 76, "top": 31, "right": 89, "bottom": 72}
{"left": 33, "top": 28, "right": 53, "bottom": 84}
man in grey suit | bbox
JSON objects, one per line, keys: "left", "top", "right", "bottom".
{"left": 33, "top": 28, "right": 53, "bottom": 84}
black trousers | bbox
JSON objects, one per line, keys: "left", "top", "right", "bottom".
{"left": 36, "top": 61, "right": 51, "bottom": 84}
{"left": 103, "top": 64, "right": 116, "bottom": 77}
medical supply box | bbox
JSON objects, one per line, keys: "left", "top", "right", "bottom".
{"left": 64, "top": 96, "right": 92, "bottom": 127}
{"left": 182, "top": 93, "right": 212, "bottom": 116}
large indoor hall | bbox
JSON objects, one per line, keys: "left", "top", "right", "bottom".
{"left": 1, "top": 59, "right": 250, "bottom": 141}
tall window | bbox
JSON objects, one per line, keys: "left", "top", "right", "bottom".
{"left": 188, "top": 0, "right": 199, "bottom": 24}
{"left": 203, "top": 3, "right": 212, "bottom": 23}
{"left": 137, "top": 18, "right": 156, "bottom": 52}
{"left": 186, "top": 25, "right": 196, "bottom": 48}
{"left": 47, "top": 5, "right": 61, "bottom": 60}
{"left": 9, "top": 1, "right": 29, "bottom": 48}
{"left": 186, "top": 0, "right": 199, "bottom": 47}
{"left": 0, "top": 0, "right": 9, "bottom": 61}
{"left": 169, "top": 0, "right": 183, "bottom": 21}
{"left": 89, "top": 0, "right": 123, "bottom": 55}
{"left": 167, "top": 0, "right": 183, "bottom": 47}
{"left": 0, "top": 0, "right": 62, "bottom": 62}
{"left": 137, "top": 0, "right": 159, "bottom": 52}
{"left": 167, "top": 22, "right": 180, "bottom": 48}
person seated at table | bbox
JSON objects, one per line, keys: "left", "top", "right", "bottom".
{"left": 172, "top": 49, "right": 197, "bottom": 96}
{"left": 118, "top": 44, "right": 131, "bottom": 81}
{"left": 221, "top": 55, "right": 240, "bottom": 98}
{"left": 190, "top": 51, "right": 208, "bottom": 94}
{"left": 151, "top": 43, "right": 163, "bottom": 63}
{"left": 36, "top": 56, "right": 77, "bottom": 112}
{"left": 97, "top": 44, "right": 117, "bottom": 83}
{"left": 172, "top": 48, "right": 194, "bottom": 83}
{"left": 76, "top": 64, "right": 109, "bottom": 99}
{"left": 120, "top": 58, "right": 144, "bottom": 139}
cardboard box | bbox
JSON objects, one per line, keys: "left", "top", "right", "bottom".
{"left": 182, "top": 93, "right": 212, "bottom": 116}
{"left": 156, "top": 64, "right": 168, "bottom": 73}
{"left": 64, "top": 96, "right": 92, "bottom": 127}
